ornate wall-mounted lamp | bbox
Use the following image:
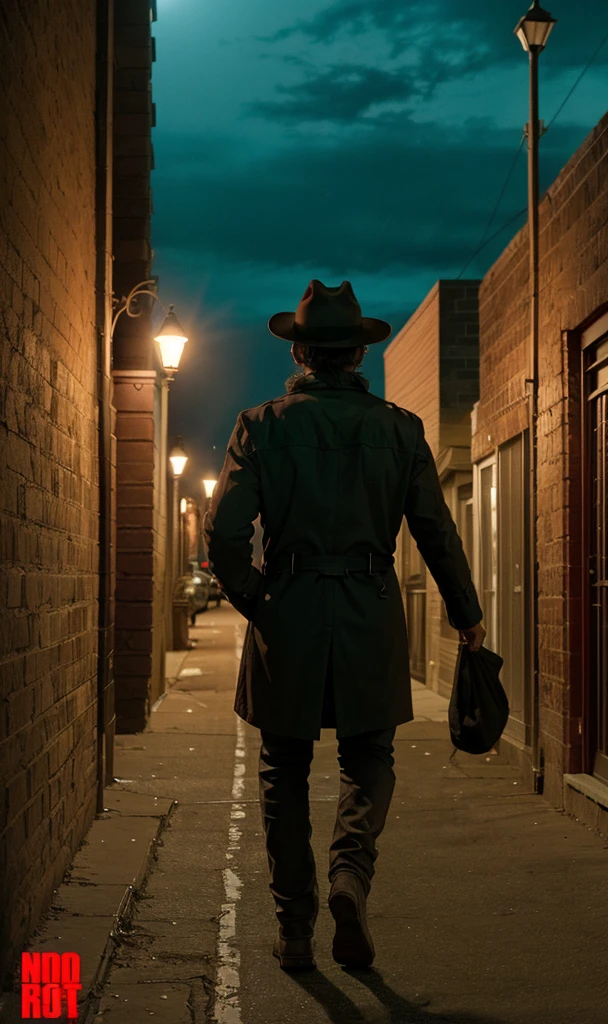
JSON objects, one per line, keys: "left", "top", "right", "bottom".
{"left": 112, "top": 279, "right": 189, "bottom": 380}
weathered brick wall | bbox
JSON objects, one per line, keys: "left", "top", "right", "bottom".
{"left": 384, "top": 282, "right": 479, "bottom": 693}
{"left": 112, "top": 0, "right": 164, "bottom": 728}
{"left": 385, "top": 285, "right": 441, "bottom": 689}
{"left": 384, "top": 284, "right": 441, "bottom": 456}
{"left": 472, "top": 112, "right": 608, "bottom": 806}
{"left": 438, "top": 282, "right": 480, "bottom": 445}
{"left": 0, "top": 0, "right": 99, "bottom": 977}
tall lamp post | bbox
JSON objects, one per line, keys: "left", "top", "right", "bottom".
{"left": 514, "top": 1, "right": 556, "bottom": 796}
{"left": 201, "top": 478, "right": 218, "bottom": 564}
{"left": 169, "top": 437, "right": 189, "bottom": 583}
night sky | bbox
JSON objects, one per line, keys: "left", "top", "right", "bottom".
{"left": 152, "top": 0, "right": 608, "bottom": 498}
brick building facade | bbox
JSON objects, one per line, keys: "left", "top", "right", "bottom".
{"left": 471, "top": 112, "right": 608, "bottom": 830}
{"left": 0, "top": 0, "right": 166, "bottom": 984}
{"left": 112, "top": 0, "right": 167, "bottom": 731}
{"left": 384, "top": 281, "right": 480, "bottom": 696}
{"left": 385, "top": 113, "right": 608, "bottom": 834}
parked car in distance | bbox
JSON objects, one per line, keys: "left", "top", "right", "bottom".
{"left": 187, "top": 568, "right": 212, "bottom": 623}
{"left": 174, "top": 571, "right": 211, "bottom": 626}
{"left": 190, "top": 560, "right": 223, "bottom": 608}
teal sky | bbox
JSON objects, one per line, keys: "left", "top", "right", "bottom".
{"left": 151, "top": 0, "right": 608, "bottom": 494}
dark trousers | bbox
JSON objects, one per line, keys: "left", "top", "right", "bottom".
{"left": 259, "top": 671, "right": 396, "bottom": 938}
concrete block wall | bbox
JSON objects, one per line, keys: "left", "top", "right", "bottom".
{"left": 0, "top": 0, "right": 99, "bottom": 976}
{"left": 472, "top": 112, "right": 608, "bottom": 808}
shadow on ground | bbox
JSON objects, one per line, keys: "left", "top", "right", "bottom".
{"left": 288, "top": 966, "right": 507, "bottom": 1024}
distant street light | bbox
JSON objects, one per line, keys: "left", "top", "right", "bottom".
{"left": 169, "top": 437, "right": 189, "bottom": 599}
{"left": 202, "top": 478, "right": 218, "bottom": 500}
{"left": 514, "top": 0, "right": 556, "bottom": 798}
{"left": 169, "top": 437, "right": 188, "bottom": 477}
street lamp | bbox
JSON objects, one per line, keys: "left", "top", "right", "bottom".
{"left": 169, "top": 437, "right": 188, "bottom": 581}
{"left": 202, "top": 478, "right": 218, "bottom": 500}
{"left": 154, "top": 305, "right": 189, "bottom": 379}
{"left": 514, "top": 1, "right": 556, "bottom": 51}
{"left": 514, "top": 0, "right": 556, "bottom": 797}
{"left": 169, "top": 437, "right": 188, "bottom": 477}
{"left": 112, "top": 280, "right": 188, "bottom": 380}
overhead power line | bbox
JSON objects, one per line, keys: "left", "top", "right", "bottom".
{"left": 457, "top": 133, "right": 525, "bottom": 279}
{"left": 546, "top": 27, "right": 608, "bottom": 131}
{"left": 456, "top": 25, "right": 608, "bottom": 279}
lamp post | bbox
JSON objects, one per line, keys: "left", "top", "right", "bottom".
{"left": 180, "top": 497, "right": 188, "bottom": 575}
{"left": 202, "top": 477, "right": 218, "bottom": 504}
{"left": 514, "top": 0, "right": 556, "bottom": 796}
{"left": 201, "top": 478, "right": 218, "bottom": 566}
{"left": 169, "top": 437, "right": 188, "bottom": 584}
{"left": 112, "top": 279, "right": 190, "bottom": 661}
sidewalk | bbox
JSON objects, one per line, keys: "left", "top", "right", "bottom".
{"left": 3, "top": 605, "right": 608, "bottom": 1023}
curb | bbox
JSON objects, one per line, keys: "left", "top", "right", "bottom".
{"left": 79, "top": 799, "right": 178, "bottom": 1024}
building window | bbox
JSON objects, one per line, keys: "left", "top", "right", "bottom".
{"left": 402, "top": 523, "right": 426, "bottom": 683}
{"left": 497, "top": 433, "right": 529, "bottom": 746}
{"left": 583, "top": 324, "right": 608, "bottom": 783}
{"left": 475, "top": 456, "right": 497, "bottom": 653}
{"left": 458, "top": 481, "right": 474, "bottom": 567}
{"left": 441, "top": 478, "right": 473, "bottom": 640}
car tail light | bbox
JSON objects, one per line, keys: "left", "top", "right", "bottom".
{"left": 200, "top": 561, "right": 209, "bottom": 568}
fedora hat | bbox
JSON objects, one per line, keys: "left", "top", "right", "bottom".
{"left": 268, "top": 279, "right": 392, "bottom": 348}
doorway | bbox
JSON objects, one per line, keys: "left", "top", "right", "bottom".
{"left": 582, "top": 318, "right": 608, "bottom": 783}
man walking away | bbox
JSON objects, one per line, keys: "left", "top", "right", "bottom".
{"left": 203, "top": 279, "right": 486, "bottom": 971}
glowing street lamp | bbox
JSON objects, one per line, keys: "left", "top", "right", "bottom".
{"left": 169, "top": 437, "right": 188, "bottom": 477}
{"left": 202, "top": 478, "right": 217, "bottom": 500}
{"left": 154, "top": 304, "right": 188, "bottom": 378}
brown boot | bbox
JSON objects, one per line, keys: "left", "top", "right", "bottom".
{"left": 272, "top": 931, "right": 316, "bottom": 971}
{"left": 328, "top": 872, "right": 375, "bottom": 968}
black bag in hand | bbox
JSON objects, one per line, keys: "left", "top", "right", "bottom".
{"left": 449, "top": 643, "right": 509, "bottom": 755}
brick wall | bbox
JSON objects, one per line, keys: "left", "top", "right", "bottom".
{"left": 382, "top": 284, "right": 479, "bottom": 692}
{"left": 384, "top": 282, "right": 480, "bottom": 694}
{"left": 112, "top": 0, "right": 165, "bottom": 728}
{"left": 0, "top": 0, "right": 99, "bottom": 976}
{"left": 438, "top": 281, "right": 480, "bottom": 445}
{"left": 384, "top": 284, "right": 441, "bottom": 456}
{"left": 472, "top": 112, "right": 608, "bottom": 806}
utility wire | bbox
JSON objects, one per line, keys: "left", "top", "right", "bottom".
{"left": 456, "top": 26, "right": 608, "bottom": 279}
{"left": 459, "top": 204, "right": 528, "bottom": 274}
{"left": 457, "top": 133, "right": 526, "bottom": 279}
{"left": 545, "top": 27, "right": 608, "bottom": 130}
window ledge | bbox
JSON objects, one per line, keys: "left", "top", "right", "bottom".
{"left": 564, "top": 773, "right": 608, "bottom": 811}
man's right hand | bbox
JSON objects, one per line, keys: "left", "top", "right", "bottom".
{"left": 459, "top": 622, "right": 486, "bottom": 652}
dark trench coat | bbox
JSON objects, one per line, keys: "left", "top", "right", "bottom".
{"left": 203, "top": 369, "right": 483, "bottom": 740}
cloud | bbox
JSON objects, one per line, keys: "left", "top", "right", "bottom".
{"left": 252, "top": 0, "right": 608, "bottom": 127}
{"left": 259, "top": 0, "right": 608, "bottom": 68}
{"left": 243, "top": 64, "right": 423, "bottom": 123}
{"left": 152, "top": 119, "right": 582, "bottom": 283}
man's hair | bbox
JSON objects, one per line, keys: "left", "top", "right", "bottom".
{"left": 293, "top": 342, "right": 365, "bottom": 372}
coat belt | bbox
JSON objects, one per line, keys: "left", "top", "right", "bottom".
{"left": 262, "top": 552, "right": 394, "bottom": 577}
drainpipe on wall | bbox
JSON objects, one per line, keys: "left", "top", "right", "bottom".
{"left": 95, "top": 0, "right": 115, "bottom": 813}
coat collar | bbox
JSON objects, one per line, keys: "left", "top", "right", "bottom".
{"left": 284, "top": 369, "right": 371, "bottom": 395}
